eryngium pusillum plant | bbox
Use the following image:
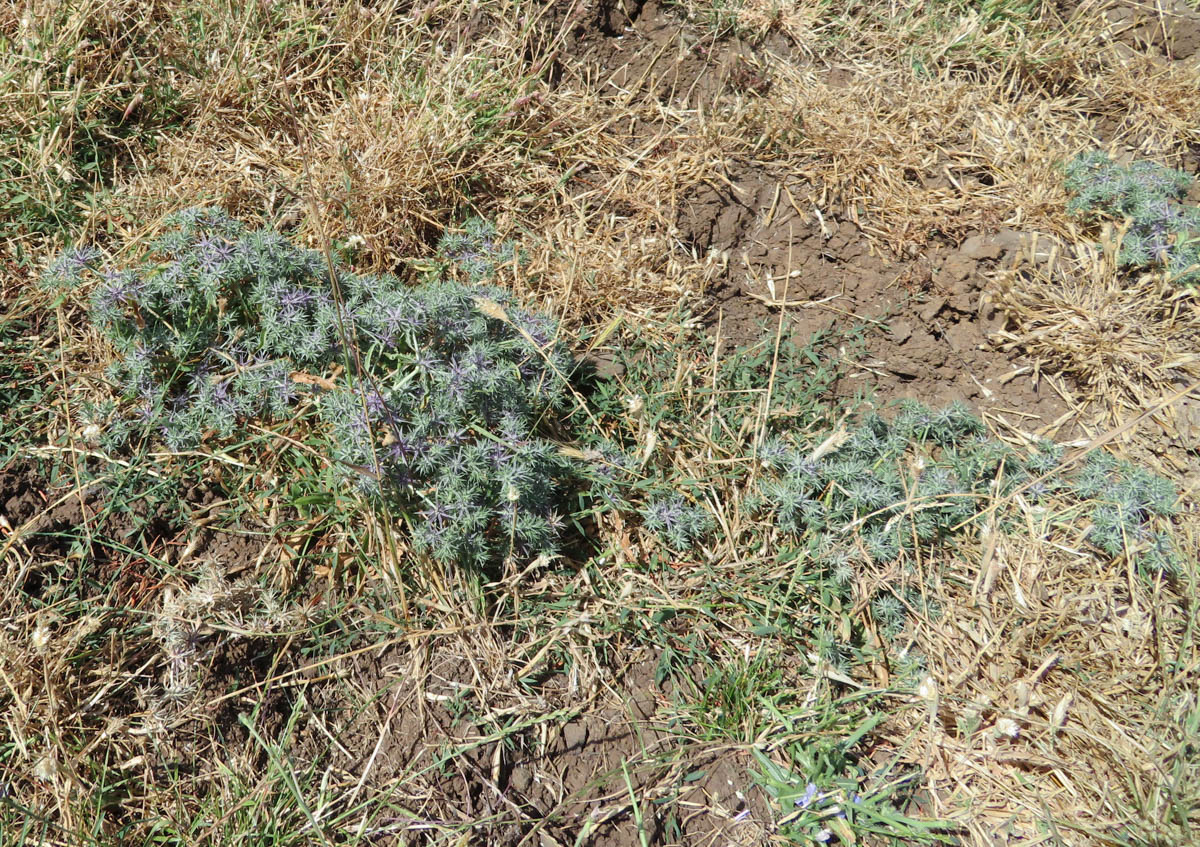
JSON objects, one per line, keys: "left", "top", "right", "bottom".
{"left": 640, "top": 490, "right": 715, "bottom": 551}
{"left": 436, "top": 216, "right": 520, "bottom": 283}
{"left": 747, "top": 402, "right": 1008, "bottom": 564}
{"left": 746, "top": 400, "right": 1182, "bottom": 577}
{"left": 1063, "top": 150, "right": 1200, "bottom": 286}
{"left": 42, "top": 208, "right": 579, "bottom": 569}
{"left": 1070, "top": 451, "right": 1181, "bottom": 577}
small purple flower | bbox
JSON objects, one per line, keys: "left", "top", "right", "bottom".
{"left": 487, "top": 442, "right": 512, "bottom": 468}
{"left": 645, "top": 497, "right": 684, "bottom": 530}
{"left": 276, "top": 285, "right": 315, "bottom": 315}
{"left": 196, "top": 236, "right": 234, "bottom": 274}
{"left": 211, "top": 379, "right": 232, "bottom": 409}
{"left": 389, "top": 432, "right": 425, "bottom": 463}
{"left": 364, "top": 389, "right": 388, "bottom": 417}
{"left": 447, "top": 357, "right": 471, "bottom": 383}
{"left": 419, "top": 502, "right": 452, "bottom": 530}
{"left": 95, "top": 271, "right": 144, "bottom": 313}
{"left": 389, "top": 464, "right": 418, "bottom": 489}
{"left": 796, "top": 782, "right": 818, "bottom": 810}
{"left": 65, "top": 246, "right": 100, "bottom": 273}
{"left": 273, "top": 374, "right": 298, "bottom": 407}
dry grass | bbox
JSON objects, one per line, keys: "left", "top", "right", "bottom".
{"left": 882, "top": 499, "right": 1199, "bottom": 844}
{"left": 727, "top": 0, "right": 1199, "bottom": 258}
{"left": 992, "top": 226, "right": 1200, "bottom": 467}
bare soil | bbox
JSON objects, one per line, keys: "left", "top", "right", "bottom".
{"left": 292, "top": 643, "right": 775, "bottom": 846}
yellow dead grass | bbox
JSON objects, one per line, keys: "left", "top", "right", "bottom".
{"left": 4, "top": 0, "right": 1200, "bottom": 843}
{"left": 881, "top": 511, "right": 1199, "bottom": 844}
{"left": 992, "top": 227, "right": 1200, "bottom": 475}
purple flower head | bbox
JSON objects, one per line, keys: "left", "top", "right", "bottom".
{"left": 211, "top": 379, "right": 232, "bottom": 409}
{"left": 389, "top": 431, "right": 425, "bottom": 463}
{"left": 388, "top": 464, "right": 418, "bottom": 489}
{"left": 63, "top": 245, "right": 100, "bottom": 273}
{"left": 196, "top": 236, "right": 235, "bottom": 275}
{"left": 445, "top": 378, "right": 468, "bottom": 404}
{"left": 440, "top": 426, "right": 468, "bottom": 445}
{"left": 133, "top": 390, "right": 159, "bottom": 422}
{"left": 495, "top": 500, "right": 517, "bottom": 524}
{"left": 419, "top": 502, "right": 452, "bottom": 530}
{"left": 487, "top": 442, "right": 512, "bottom": 468}
{"left": 647, "top": 498, "right": 684, "bottom": 528}
{"left": 274, "top": 373, "right": 299, "bottom": 406}
{"left": 365, "top": 389, "right": 388, "bottom": 417}
{"left": 275, "top": 285, "right": 316, "bottom": 315}
{"left": 386, "top": 299, "right": 427, "bottom": 338}
{"left": 95, "top": 270, "right": 144, "bottom": 312}
{"left": 518, "top": 313, "right": 554, "bottom": 348}
{"left": 346, "top": 408, "right": 370, "bottom": 435}
{"left": 412, "top": 348, "right": 439, "bottom": 373}
{"left": 448, "top": 357, "right": 471, "bottom": 383}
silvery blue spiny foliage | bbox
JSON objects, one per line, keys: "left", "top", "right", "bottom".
{"left": 1063, "top": 150, "right": 1200, "bottom": 286}
{"left": 42, "top": 208, "right": 579, "bottom": 569}
{"left": 640, "top": 491, "right": 714, "bottom": 551}
{"left": 437, "top": 216, "right": 519, "bottom": 283}
{"left": 747, "top": 402, "right": 1003, "bottom": 563}
{"left": 1070, "top": 452, "right": 1181, "bottom": 577}
{"left": 747, "top": 399, "right": 1182, "bottom": 576}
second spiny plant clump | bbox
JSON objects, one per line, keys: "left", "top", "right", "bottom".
{"left": 1063, "top": 150, "right": 1200, "bottom": 285}
{"left": 582, "top": 323, "right": 1183, "bottom": 585}
{"left": 752, "top": 403, "right": 1183, "bottom": 581}
{"left": 42, "top": 208, "right": 579, "bottom": 569}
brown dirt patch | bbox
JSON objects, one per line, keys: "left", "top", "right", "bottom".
{"left": 677, "top": 162, "right": 1072, "bottom": 428}
{"left": 552, "top": 0, "right": 764, "bottom": 110}
{"left": 1102, "top": 0, "right": 1200, "bottom": 60}
{"left": 292, "top": 643, "right": 773, "bottom": 846}
{"left": 1, "top": 461, "right": 267, "bottom": 596}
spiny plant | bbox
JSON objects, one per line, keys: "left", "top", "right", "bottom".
{"left": 42, "top": 208, "right": 581, "bottom": 570}
{"left": 750, "top": 399, "right": 1183, "bottom": 582}
{"left": 577, "top": 314, "right": 1185, "bottom": 583}
{"left": 747, "top": 401, "right": 1019, "bottom": 565}
{"left": 1071, "top": 451, "right": 1182, "bottom": 578}
{"left": 575, "top": 316, "right": 847, "bottom": 553}
{"left": 640, "top": 490, "right": 714, "bottom": 551}
{"left": 436, "top": 216, "right": 520, "bottom": 283}
{"left": 1063, "top": 150, "right": 1200, "bottom": 286}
